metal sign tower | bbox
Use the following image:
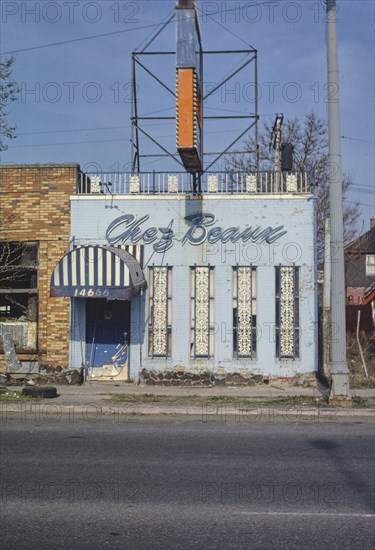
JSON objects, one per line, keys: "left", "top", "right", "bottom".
{"left": 130, "top": 0, "right": 259, "bottom": 191}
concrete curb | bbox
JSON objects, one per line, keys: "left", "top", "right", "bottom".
{"left": 1, "top": 401, "right": 374, "bottom": 421}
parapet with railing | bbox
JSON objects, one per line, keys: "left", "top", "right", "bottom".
{"left": 76, "top": 171, "right": 310, "bottom": 196}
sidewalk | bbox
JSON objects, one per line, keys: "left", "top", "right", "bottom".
{"left": 1, "top": 381, "right": 374, "bottom": 419}
{"left": 55, "top": 380, "right": 375, "bottom": 400}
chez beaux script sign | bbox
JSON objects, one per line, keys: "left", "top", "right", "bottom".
{"left": 106, "top": 213, "right": 287, "bottom": 253}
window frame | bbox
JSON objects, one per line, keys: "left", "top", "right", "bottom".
{"left": 366, "top": 254, "right": 375, "bottom": 277}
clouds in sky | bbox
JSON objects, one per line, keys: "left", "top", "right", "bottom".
{"left": 1, "top": 0, "right": 373, "bottom": 226}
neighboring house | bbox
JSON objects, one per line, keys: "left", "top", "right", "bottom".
{"left": 0, "top": 164, "right": 78, "bottom": 374}
{"left": 345, "top": 216, "right": 375, "bottom": 327}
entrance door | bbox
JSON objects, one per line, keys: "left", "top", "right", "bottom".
{"left": 86, "top": 299, "right": 130, "bottom": 368}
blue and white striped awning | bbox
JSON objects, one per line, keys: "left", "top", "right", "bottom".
{"left": 50, "top": 245, "right": 146, "bottom": 300}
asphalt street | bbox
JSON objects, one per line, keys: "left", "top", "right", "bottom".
{"left": 1, "top": 416, "right": 374, "bottom": 549}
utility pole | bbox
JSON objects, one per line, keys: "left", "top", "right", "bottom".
{"left": 326, "top": 0, "right": 351, "bottom": 405}
{"left": 322, "top": 218, "right": 331, "bottom": 382}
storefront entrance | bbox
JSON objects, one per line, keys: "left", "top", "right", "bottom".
{"left": 86, "top": 299, "right": 130, "bottom": 371}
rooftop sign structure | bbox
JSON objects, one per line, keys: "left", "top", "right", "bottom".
{"left": 176, "top": 0, "right": 203, "bottom": 172}
{"left": 130, "top": 1, "right": 259, "bottom": 189}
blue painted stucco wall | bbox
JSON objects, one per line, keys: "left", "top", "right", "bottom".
{"left": 70, "top": 194, "right": 317, "bottom": 377}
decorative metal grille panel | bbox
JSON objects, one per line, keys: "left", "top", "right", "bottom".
{"left": 286, "top": 174, "right": 298, "bottom": 192}
{"left": 195, "top": 267, "right": 210, "bottom": 356}
{"left": 246, "top": 174, "right": 257, "bottom": 193}
{"left": 237, "top": 267, "right": 252, "bottom": 356}
{"left": 168, "top": 175, "right": 178, "bottom": 193}
{"left": 207, "top": 175, "right": 218, "bottom": 192}
{"left": 280, "top": 267, "right": 295, "bottom": 356}
{"left": 130, "top": 175, "right": 140, "bottom": 193}
{"left": 91, "top": 176, "right": 101, "bottom": 193}
{"left": 152, "top": 267, "right": 168, "bottom": 356}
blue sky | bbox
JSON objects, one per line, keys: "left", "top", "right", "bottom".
{"left": 1, "top": 0, "right": 374, "bottom": 233}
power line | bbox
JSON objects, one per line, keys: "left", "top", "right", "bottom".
{"left": 14, "top": 109, "right": 275, "bottom": 138}
{"left": 134, "top": 8, "right": 175, "bottom": 52}
{"left": 140, "top": 106, "right": 174, "bottom": 117}
{"left": 16, "top": 122, "right": 172, "bottom": 136}
{"left": 7, "top": 138, "right": 129, "bottom": 148}
{"left": 205, "top": 106, "right": 255, "bottom": 115}
{"left": 342, "top": 135, "right": 375, "bottom": 145}
{"left": 17, "top": 125, "right": 131, "bottom": 136}
{"left": 349, "top": 189, "right": 374, "bottom": 194}
{"left": 344, "top": 201, "right": 374, "bottom": 208}
{"left": 0, "top": 23, "right": 166, "bottom": 55}
{"left": 9, "top": 126, "right": 248, "bottom": 148}
{"left": 350, "top": 184, "right": 374, "bottom": 190}
{"left": 14, "top": 122, "right": 375, "bottom": 153}
{"left": 196, "top": 5, "right": 255, "bottom": 50}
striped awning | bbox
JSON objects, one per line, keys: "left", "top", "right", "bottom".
{"left": 50, "top": 245, "right": 146, "bottom": 300}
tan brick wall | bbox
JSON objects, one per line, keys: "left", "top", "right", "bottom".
{"left": 0, "top": 164, "right": 78, "bottom": 371}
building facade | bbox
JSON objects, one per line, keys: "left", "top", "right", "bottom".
{"left": 0, "top": 164, "right": 77, "bottom": 374}
{"left": 46, "top": 171, "right": 318, "bottom": 382}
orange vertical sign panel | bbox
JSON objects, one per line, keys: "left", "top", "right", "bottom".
{"left": 177, "top": 68, "right": 195, "bottom": 148}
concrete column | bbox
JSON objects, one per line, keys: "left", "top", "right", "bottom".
{"left": 326, "top": 0, "right": 351, "bottom": 404}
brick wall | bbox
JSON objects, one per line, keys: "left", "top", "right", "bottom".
{"left": 0, "top": 164, "right": 78, "bottom": 371}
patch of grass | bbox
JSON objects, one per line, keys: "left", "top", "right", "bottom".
{"left": 105, "top": 393, "right": 330, "bottom": 407}
{"left": 0, "top": 390, "right": 40, "bottom": 401}
{"left": 249, "top": 395, "right": 330, "bottom": 407}
{"left": 106, "top": 393, "right": 171, "bottom": 403}
{"left": 349, "top": 379, "right": 375, "bottom": 390}
{"left": 352, "top": 396, "right": 375, "bottom": 408}
{"left": 209, "top": 395, "right": 240, "bottom": 403}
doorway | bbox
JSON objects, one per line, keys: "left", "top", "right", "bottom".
{"left": 86, "top": 299, "right": 130, "bottom": 370}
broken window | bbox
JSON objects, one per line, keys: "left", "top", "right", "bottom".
{"left": 0, "top": 242, "right": 38, "bottom": 352}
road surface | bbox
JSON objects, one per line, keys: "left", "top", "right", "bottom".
{"left": 1, "top": 414, "right": 374, "bottom": 549}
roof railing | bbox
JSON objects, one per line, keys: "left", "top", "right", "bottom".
{"left": 76, "top": 171, "right": 310, "bottom": 195}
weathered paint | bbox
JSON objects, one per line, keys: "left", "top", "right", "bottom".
{"left": 70, "top": 194, "right": 317, "bottom": 378}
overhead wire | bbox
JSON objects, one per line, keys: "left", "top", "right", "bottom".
{"left": 7, "top": 138, "right": 129, "bottom": 148}
{"left": 344, "top": 200, "right": 374, "bottom": 208}
{"left": 134, "top": 8, "right": 175, "bottom": 52}
{"left": 196, "top": 5, "right": 255, "bottom": 49}
{"left": 3, "top": 4, "right": 373, "bottom": 183}
{"left": 8, "top": 126, "right": 249, "bottom": 148}
{"left": 16, "top": 122, "right": 172, "bottom": 136}
{"left": 0, "top": 23, "right": 170, "bottom": 55}
{"left": 341, "top": 135, "right": 375, "bottom": 145}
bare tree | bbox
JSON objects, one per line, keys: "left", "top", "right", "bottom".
{"left": 0, "top": 241, "right": 28, "bottom": 286}
{"left": 0, "top": 56, "right": 19, "bottom": 151}
{"left": 229, "top": 112, "right": 361, "bottom": 262}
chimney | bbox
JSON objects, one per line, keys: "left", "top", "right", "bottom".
{"left": 371, "top": 216, "right": 375, "bottom": 229}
